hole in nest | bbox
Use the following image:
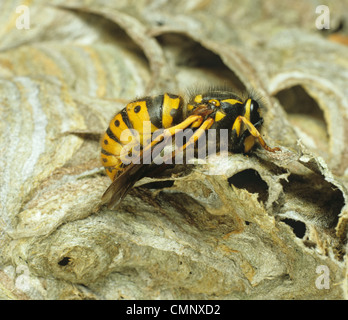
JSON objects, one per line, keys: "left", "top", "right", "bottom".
{"left": 275, "top": 85, "right": 325, "bottom": 121}
{"left": 275, "top": 85, "right": 329, "bottom": 153}
{"left": 156, "top": 33, "right": 246, "bottom": 92}
{"left": 281, "top": 174, "right": 344, "bottom": 229}
{"left": 228, "top": 169, "right": 268, "bottom": 203}
{"left": 281, "top": 218, "right": 307, "bottom": 238}
{"left": 58, "top": 257, "right": 71, "bottom": 266}
{"left": 74, "top": 9, "right": 148, "bottom": 62}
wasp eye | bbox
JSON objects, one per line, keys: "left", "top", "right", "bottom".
{"left": 249, "top": 102, "right": 254, "bottom": 113}
{"left": 250, "top": 100, "right": 260, "bottom": 114}
{"left": 248, "top": 100, "right": 262, "bottom": 123}
{"left": 250, "top": 100, "right": 255, "bottom": 111}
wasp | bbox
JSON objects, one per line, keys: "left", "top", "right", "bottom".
{"left": 100, "top": 90, "right": 280, "bottom": 208}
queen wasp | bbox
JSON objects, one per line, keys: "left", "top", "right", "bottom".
{"left": 100, "top": 90, "right": 280, "bottom": 208}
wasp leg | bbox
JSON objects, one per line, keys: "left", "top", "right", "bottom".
{"left": 141, "top": 115, "right": 204, "bottom": 156}
{"left": 163, "top": 117, "right": 215, "bottom": 162}
{"left": 232, "top": 116, "right": 280, "bottom": 152}
{"left": 230, "top": 119, "right": 262, "bottom": 152}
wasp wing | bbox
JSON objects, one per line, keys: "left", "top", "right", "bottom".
{"left": 101, "top": 163, "right": 151, "bottom": 209}
{"left": 101, "top": 115, "right": 203, "bottom": 209}
{"left": 101, "top": 132, "right": 176, "bottom": 209}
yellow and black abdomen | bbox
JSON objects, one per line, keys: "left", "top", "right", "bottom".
{"left": 100, "top": 93, "right": 184, "bottom": 180}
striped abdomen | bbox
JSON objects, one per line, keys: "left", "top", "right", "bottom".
{"left": 100, "top": 93, "right": 184, "bottom": 180}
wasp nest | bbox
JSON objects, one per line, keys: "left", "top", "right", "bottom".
{"left": 0, "top": 0, "right": 347, "bottom": 299}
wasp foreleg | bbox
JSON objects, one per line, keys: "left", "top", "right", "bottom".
{"left": 232, "top": 116, "right": 280, "bottom": 152}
